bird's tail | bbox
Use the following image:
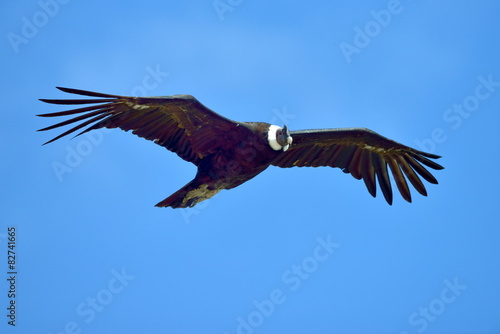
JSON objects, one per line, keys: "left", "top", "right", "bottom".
{"left": 155, "top": 179, "right": 221, "bottom": 209}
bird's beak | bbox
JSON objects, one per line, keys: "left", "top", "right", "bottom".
{"left": 283, "top": 124, "right": 293, "bottom": 146}
{"left": 283, "top": 136, "right": 292, "bottom": 151}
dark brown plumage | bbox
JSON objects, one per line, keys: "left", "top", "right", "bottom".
{"left": 272, "top": 128, "right": 442, "bottom": 204}
{"left": 38, "top": 87, "right": 444, "bottom": 208}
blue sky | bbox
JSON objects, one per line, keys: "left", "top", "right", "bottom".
{"left": 1, "top": 1, "right": 499, "bottom": 333}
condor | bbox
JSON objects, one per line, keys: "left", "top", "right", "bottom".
{"left": 38, "top": 87, "right": 443, "bottom": 208}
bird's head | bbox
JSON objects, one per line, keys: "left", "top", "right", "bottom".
{"left": 268, "top": 124, "right": 293, "bottom": 151}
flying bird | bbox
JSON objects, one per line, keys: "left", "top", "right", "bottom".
{"left": 38, "top": 87, "right": 444, "bottom": 208}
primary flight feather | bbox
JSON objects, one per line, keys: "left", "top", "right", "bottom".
{"left": 38, "top": 87, "right": 443, "bottom": 208}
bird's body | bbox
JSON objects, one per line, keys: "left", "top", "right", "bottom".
{"left": 158, "top": 121, "right": 281, "bottom": 208}
{"left": 38, "top": 87, "right": 443, "bottom": 208}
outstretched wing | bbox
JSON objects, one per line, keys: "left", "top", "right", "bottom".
{"left": 38, "top": 87, "right": 242, "bottom": 166}
{"left": 271, "top": 128, "right": 444, "bottom": 204}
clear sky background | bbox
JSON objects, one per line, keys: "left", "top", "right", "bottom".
{"left": 1, "top": 1, "right": 499, "bottom": 333}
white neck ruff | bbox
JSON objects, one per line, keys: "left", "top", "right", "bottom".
{"left": 268, "top": 125, "right": 284, "bottom": 151}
